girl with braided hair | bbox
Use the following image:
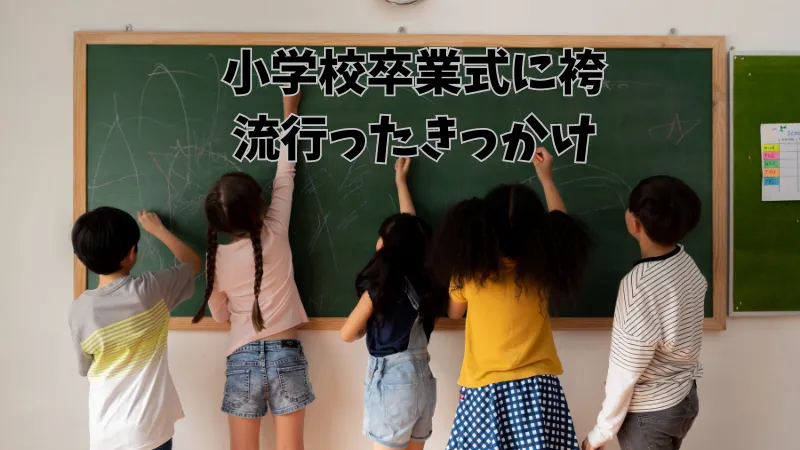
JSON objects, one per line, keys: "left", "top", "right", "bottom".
{"left": 194, "top": 92, "right": 313, "bottom": 450}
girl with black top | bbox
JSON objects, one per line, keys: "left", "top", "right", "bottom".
{"left": 340, "top": 158, "right": 447, "bottom": 450}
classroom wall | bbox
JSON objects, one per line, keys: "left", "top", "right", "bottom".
{"left": 1, "top": 0, "right": 797, "bottom": 449}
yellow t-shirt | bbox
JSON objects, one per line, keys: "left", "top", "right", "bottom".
{"left": 451, "top": 268, "right": 563, "bottom": 389}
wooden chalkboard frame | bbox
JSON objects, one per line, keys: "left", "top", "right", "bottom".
{"left": 74, "top": 32, "right": 728, "bottom": 331}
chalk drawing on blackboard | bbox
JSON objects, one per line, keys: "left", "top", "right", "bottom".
{"left": 305, "top": 171, "right": 339, "bottom": 271}
{"left": 138, "top": 64, "right": 200, "bottom": 147}
{"left": 338, "top": 201, "right": 369, "bottom": 231}
{"left": 603, "top": 79, "right": 669, "bottom": 91}
{"left": 89, "top": 93, "right": 171, "bottom": 269}
{"left": 520, "top": 163, "right": 631, "bottom": 217}
{"left": 338, "top": 164, "right": 369, "bottom": 203}
{"left": 648, "top": 113, "right": 701, "bottom": 145}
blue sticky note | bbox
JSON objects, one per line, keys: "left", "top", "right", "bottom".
{"left": 764, "top": 177, "right": 780, "bottom": 186}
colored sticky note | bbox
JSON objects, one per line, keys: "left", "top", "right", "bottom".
{"left": 763, "top": 152, "right": 780, "bottom": 160}
{"left": 764, "top": 177, "right": 780, "bottom": 186}
{"left": 764, "top": 168, "right": 780, "bottom": 177}
{"left": 762, "top": 143, "right": 780, "bottom": 152}
{"left": 764, "top": 160, "right": 780, "bottom": 168}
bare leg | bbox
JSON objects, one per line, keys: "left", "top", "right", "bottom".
{"left": 372, "top": 441, "right": 425, "bottom": 450}
{"left": 228, "top": 415, "right": 262, "bottom": 450}
{"left": 407, "top": 442, "right": 426, "bottom": 450}
{"left": 374, "top": 444, "right": 401, "bottom": 450}
{"left": 273, "top": 409, "right": 305, "bottom": 450}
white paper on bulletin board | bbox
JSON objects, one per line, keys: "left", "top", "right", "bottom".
{"left": 761, "top": 123, "right": 800, "bottom": 201}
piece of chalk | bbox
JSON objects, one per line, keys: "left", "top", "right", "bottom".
{"left": 535, "top": 153, "right": 544, "bottom": 162}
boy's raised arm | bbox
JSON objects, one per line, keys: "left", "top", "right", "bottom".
{"left": 138, "top": 211, "right": 202, "bottom": 275}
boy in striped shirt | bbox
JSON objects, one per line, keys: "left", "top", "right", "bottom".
{"left": 582, "top": 176, "right": 707, "bottom": 450}
{"left": 70, "top": 207, "right": 202, "bottom": 450}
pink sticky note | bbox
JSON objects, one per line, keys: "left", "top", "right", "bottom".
{"left": 763, "top": 152, "right": 780, "bottom": 160}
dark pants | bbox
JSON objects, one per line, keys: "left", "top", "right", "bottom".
{"left": 618, "top": 382, "right": 699, "bottom": 450}
{"left": 154, "top": 439, "right": 172, "bottom": 450}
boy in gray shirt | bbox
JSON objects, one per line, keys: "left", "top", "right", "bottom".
{"left": 70, "top": 207, "right": 202, "bottom": 450}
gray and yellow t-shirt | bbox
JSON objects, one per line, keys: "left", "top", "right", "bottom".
{"left": 69, "top": 264, "right": 195, "bottom": 450}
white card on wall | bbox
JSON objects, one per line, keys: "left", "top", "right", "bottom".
{"left": 761, "top": 123, "right": 800, "bottom": 201}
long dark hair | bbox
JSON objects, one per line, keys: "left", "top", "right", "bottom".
{"left": 193, "top": 172, "right": 267, "bottom": 331}
{"left": 429, "top": 184, "right": 594, "bottom": 315}
{"left": 355, "top": 213, "right": 446, "bottom": 324}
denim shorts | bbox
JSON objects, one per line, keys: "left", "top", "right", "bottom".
{"left": 363, "top": 351, "right": 437, "bottom": 449}
{"left": 222, "top": 339, "right": 315, "bottom": 418}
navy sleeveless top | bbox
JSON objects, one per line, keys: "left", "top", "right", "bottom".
{"left": 362, "top": 277, "right": 435, "bottom": 358}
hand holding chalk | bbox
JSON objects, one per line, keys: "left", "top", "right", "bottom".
{"left": 532, "top": 146, "right": 554, "bottom": 182}
{"left": 395, "top": 157, "right": 410, "bottom": 184}
{"left": 138, "top": 211, "right": 166, "bottom": 236}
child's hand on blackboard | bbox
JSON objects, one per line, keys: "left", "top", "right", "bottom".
{"left": 138, "top": 211, "right": 166, "bottom": 236}
{"left": 532, "top": 146, "right": 554, "bottom": 182}
{"left": 395, "top": 157, "right": 410, "bottom": 184}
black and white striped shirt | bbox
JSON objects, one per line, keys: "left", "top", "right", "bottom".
{"left": 588, "top": 245, "right": 707, "bottom": 447}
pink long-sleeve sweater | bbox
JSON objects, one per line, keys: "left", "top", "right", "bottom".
{"left": 208, "top": 149, "right": 309, "bottom": 356}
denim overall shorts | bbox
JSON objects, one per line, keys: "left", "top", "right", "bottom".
{"left": 362, "top": 280, "right": 437, "bottom": 448}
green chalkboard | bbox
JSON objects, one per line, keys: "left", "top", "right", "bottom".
{"left": 732, "top": 53, "right": 800, "bottom": 314}
{"left": 78, "top": 36, "right": 719, "bottom": 326}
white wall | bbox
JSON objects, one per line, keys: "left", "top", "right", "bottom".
{"left": 1, "top": 0, "right": 797, "bottom": 448}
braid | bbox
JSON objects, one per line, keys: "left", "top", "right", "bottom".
{"left": 250, "top": 227, "right": 265, "bottom": 332}
{"left": 193, "top": 228, "right": 218, "bottom": 323}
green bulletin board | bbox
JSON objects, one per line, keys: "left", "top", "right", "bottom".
{"left": 731, "top": 52, "right": 800, "bottom": 314}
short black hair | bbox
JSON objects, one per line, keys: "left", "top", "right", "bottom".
{"left": 628, "top": 175, "right": 701, "bottom": 245}
{"left": 72, "top": 206, "right": 140, "bottom": 275}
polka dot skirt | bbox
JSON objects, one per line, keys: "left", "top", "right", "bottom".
{"left": 446, "top": 375, "right": 579, "bottom": 450}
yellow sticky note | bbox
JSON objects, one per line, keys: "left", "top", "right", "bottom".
{"left": 763, "top": 143, "right": 780, "bottom": 152}
{"left": 764, "top": 168, "right": 780, "bottom": 177}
